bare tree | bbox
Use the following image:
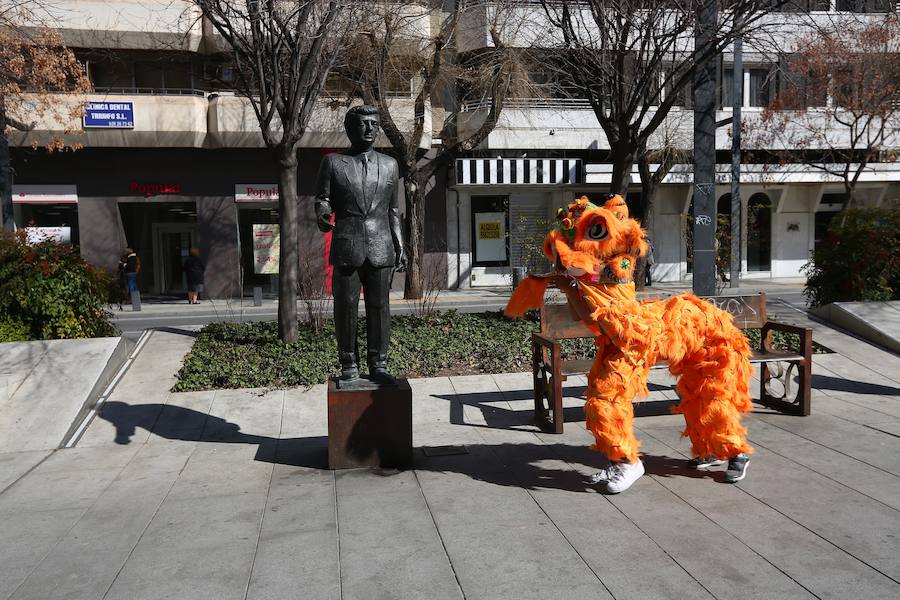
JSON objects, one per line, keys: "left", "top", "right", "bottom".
{"left": 1, "top": 1, "right": 91, "bottom": 231}
{"left": 338, "top": 0, "right": 530, "bottom": 299}
{"left": 539, "top": 0, "right": 787, "bottom": 232}
{"left": 758, "top": 12, "right": 900, "bottom": 217}
{"left": 635, "top": 113, "right": 690, "bottom": 289}
{"left": 193, "top": 0, "right": 354, "bottom": 341}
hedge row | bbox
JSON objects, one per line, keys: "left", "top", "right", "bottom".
{"left": 173, "top": 311, "right": 825, "bottom": 392}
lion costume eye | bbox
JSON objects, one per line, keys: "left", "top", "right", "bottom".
{"left": 587, "top": 218, "right": 608, "bottom": 241}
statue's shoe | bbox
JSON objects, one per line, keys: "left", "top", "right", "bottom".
{"left": 369, "top": 368, "right": 397, "bottom": 386}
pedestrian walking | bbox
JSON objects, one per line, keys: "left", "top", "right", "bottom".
{"left": 645, "top": 240, "right": 655, "bottom": 286}
{"left": 123, "top": 248, "right": 140, "bottom": 302}
{"left": 183, "top": 247, "right": 206, "bottom": 304}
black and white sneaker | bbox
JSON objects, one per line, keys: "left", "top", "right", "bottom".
{"left": 724, "top": 454, "right": 750, "bottom": 483}
{"left": 687, "top": 456, "right": 726, "bottom": 470}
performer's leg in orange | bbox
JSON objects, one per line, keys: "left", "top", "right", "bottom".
{"left": 584, "top": 345, "right": 643, "bottom": 463}
{"left": 674, "top": 342, "right": 754, "bottom": 460}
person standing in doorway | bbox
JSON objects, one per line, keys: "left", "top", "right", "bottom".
{"left": 183, "top": 247, "right": 206, "bottom": 304}
{"left": 123, "top": 248, "right": 140, "bottom": 302}
{"left": 645, "top": 240, "right": 655, "bottom": 287}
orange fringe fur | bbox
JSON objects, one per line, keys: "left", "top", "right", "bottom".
{"left": 506, "top": 195, "right": 754, "bottom": 462}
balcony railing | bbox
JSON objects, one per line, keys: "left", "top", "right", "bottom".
{"left": 460, "top": 97, "right": 594, "bottom": 112}
{"left": 93, "top": 87, "right": 208, "bottom": 97}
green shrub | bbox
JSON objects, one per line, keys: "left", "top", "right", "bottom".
{"left": 802, "top": 207, "right": 900, "bottom": 307}
{"left": 174, "top": 311, "right": 598, "bottom": 391}
{"left": 0, "top": 317, "right": 30, "bottom": 343}
{"left": 0, "top": 230, "right": 116, "bottom": 339}
{"left": 173, "top": 311, "right": 830, "bottom": 392}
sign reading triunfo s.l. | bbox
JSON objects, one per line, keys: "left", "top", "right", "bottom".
{"left": 235, "top": 184, "right": 279, "bottom": 203}
{"left": 83, "top": 101, "right": 134, "bottom": 128}
{"left": 252, "top": 224, "right": 280, "bottom": 274}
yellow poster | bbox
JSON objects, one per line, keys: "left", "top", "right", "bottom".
{"left": 252, "top": 224, "right": 280, "bottom": 274}
{"left": 479, "top": 221, "right": 501, "bottom": 239}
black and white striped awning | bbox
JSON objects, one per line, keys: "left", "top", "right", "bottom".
{"left": 456, "top": 158, "right": 582, "bottom": 185}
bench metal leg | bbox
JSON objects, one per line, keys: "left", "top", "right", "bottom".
{"left": 759, "top": 360, "right": 809, "bottom": 416}
{"left": 532, "top": 344, "right": 552, "bottom": 431}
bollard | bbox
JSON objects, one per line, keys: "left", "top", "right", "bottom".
{"left": 131, "top": 289, "right": 141, "bottom": 312}
{"left": 253, "top": 286, "right": 263, "bottom": 307}
{"left": 512, "top": 266, "right": 527, "bottom": 289}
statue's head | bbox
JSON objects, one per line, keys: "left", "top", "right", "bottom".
{"left": 344, "top": 105, "right": 380, "bottom": 149}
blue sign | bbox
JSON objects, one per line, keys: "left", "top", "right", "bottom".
{"left": 83, "top": 101, "right": 134, "bottom": 129}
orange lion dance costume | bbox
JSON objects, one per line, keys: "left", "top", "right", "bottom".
{"left": 505, "top": 195, "right": 753, "bottom": 493}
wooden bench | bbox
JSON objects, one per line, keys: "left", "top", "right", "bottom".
{"left": 531, "top": 292, "right": 812, "bottom": 433}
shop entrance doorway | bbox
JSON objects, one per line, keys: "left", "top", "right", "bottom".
{"left": 153, "top": 224, "right": 197, "bottom": 295}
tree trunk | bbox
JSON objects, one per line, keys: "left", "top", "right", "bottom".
{"left": 0, "top": 109, "right": 13, "bottom": 232}
{"left": 403, "top": 177, "right": 425, "bottom": 300}
{"left": 276, "top": 147, "right": 300, "bottom": 342}
{"left": 634, "top": 177, "right": 658, "bottom": 291}
{"left": 608, "top": 144, "right": 636, "bottom": 196}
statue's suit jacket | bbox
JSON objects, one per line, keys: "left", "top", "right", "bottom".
{"left": 315, "top": 150, "right": 402, "bottom": 269}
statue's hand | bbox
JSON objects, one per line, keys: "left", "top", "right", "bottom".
{"left": 316, "top": 212, "right": 334, "bottom": 232}
{"left": 394, "top": 247, "right": 407, "bottom": 272}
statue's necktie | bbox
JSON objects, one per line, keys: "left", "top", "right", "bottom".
{"left": 361, "top": 154, "right": 374, "bottom": 212}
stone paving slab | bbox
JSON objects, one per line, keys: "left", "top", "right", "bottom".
{"left": 3, "top": 321, "right": 900, "bottom": 599}
{"left": 0, "top": 337, "right": 124, "bottom": 452}
{"left": 814, "top": 300, "right": 900, "bottom": 354}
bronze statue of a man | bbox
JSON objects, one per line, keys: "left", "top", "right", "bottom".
{"left": 315, "top": 105, "right": 405, "bottom": 387}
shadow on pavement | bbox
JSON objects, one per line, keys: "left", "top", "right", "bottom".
{"left": 97, "top": 401, "right": 328, "bottom": 468}
{"left": 434, "top": 384, "right": 680, "bottom": 431}
{"left": 811, "top": 374, "right": 900, "bottom": 396}
{"left": 96, "top": 400, "right": 721, "bottom": 493}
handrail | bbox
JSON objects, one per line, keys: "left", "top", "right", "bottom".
{"left": 91, "top": 87, "right": 208, "bottom": 97}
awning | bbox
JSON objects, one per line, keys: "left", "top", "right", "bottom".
{"left": 12, "top": 185, "right": 78, "bottom": 203}
{"left": 456, "top": 158, "right": 582, "bottom": 185}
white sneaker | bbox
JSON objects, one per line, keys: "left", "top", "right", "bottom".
{"left": 588, "top": 462, "right": 613, "bottom": 485}
{"left": 604, "top": 459, "right": 645, "bottom": 494}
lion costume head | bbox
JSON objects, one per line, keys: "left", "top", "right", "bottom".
{"left": 505, "top": 194, "right": 648, "bottom": 317}
{"left": 544, "top": 194, "right": 648, "bottom": 284}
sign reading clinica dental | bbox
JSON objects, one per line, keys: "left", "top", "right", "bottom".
{"left": 83, "top": 101, "right": 135, "bottom": 128}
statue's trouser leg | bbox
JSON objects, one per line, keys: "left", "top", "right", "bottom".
{"left": 359, "top": 260, "right": 393, "bottom": 370}
{"left": 584, "top": 345, "right": 642, "bottom": 463}
{"left": 333, "top": 265, "right": 362, "bottom": 370}
{"left": 674, "top": 343, "right": 754, "bottom": 460}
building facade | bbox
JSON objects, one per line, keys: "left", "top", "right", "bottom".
{"left": 9, "top": 1, "right": 900, "bottom": 296}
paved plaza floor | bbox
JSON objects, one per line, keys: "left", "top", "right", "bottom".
{"left": 1, "top": 302, "right": 899, "bottom": 599}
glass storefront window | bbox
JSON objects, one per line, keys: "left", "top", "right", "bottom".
{"left": 238, "top": 205, "right": 280, "bottom": 294}
{"left": 471, "top": 196, "right": 509, "bottom": 267}
{"left": 747, "top": 193, "right": 772, "bottom": 272}
{"left": 118, "top": 202, "right": 197, "bottom": 296}
{"left": 14, "top": 203, "right": 80, "bottom": 245}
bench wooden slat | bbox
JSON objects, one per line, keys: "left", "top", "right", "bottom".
{"left": 561, "top": 359, "right": 594, "bottom": 376}
{"left": 540, "top": 303, "right": 595, "bottom": 339}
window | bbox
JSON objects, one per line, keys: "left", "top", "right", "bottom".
{"left": 134, "top": 62, "right": 164, "bottom": 89}
{"left": 836, "top": 0, "right": 894, "bottom": 12}
{"left": 814, "top": 193, "right": 846, "bottom": 248}
{"left": 471, "top": 196, "right": 509, "bottom": 267}
{"left": 777, "top": 56, "right": 828, "bottom": 109}
{"left": 747, "top": 193, "right": 772, "bottom": 271}
{"left": 88, "top": 59, "right": 132, "bottom": 88}
{"left": 748, "top": 68, "right": 776, "bottom": 107}
{"left": 779, "top": 0, "right": 832, "bottom": 10}
{"left": 721, "top": 68, "right": 735, "bottom": 108}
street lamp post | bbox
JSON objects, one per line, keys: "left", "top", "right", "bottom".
{"left": 692, "top": 0, "right": 717, "bottom": 296}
